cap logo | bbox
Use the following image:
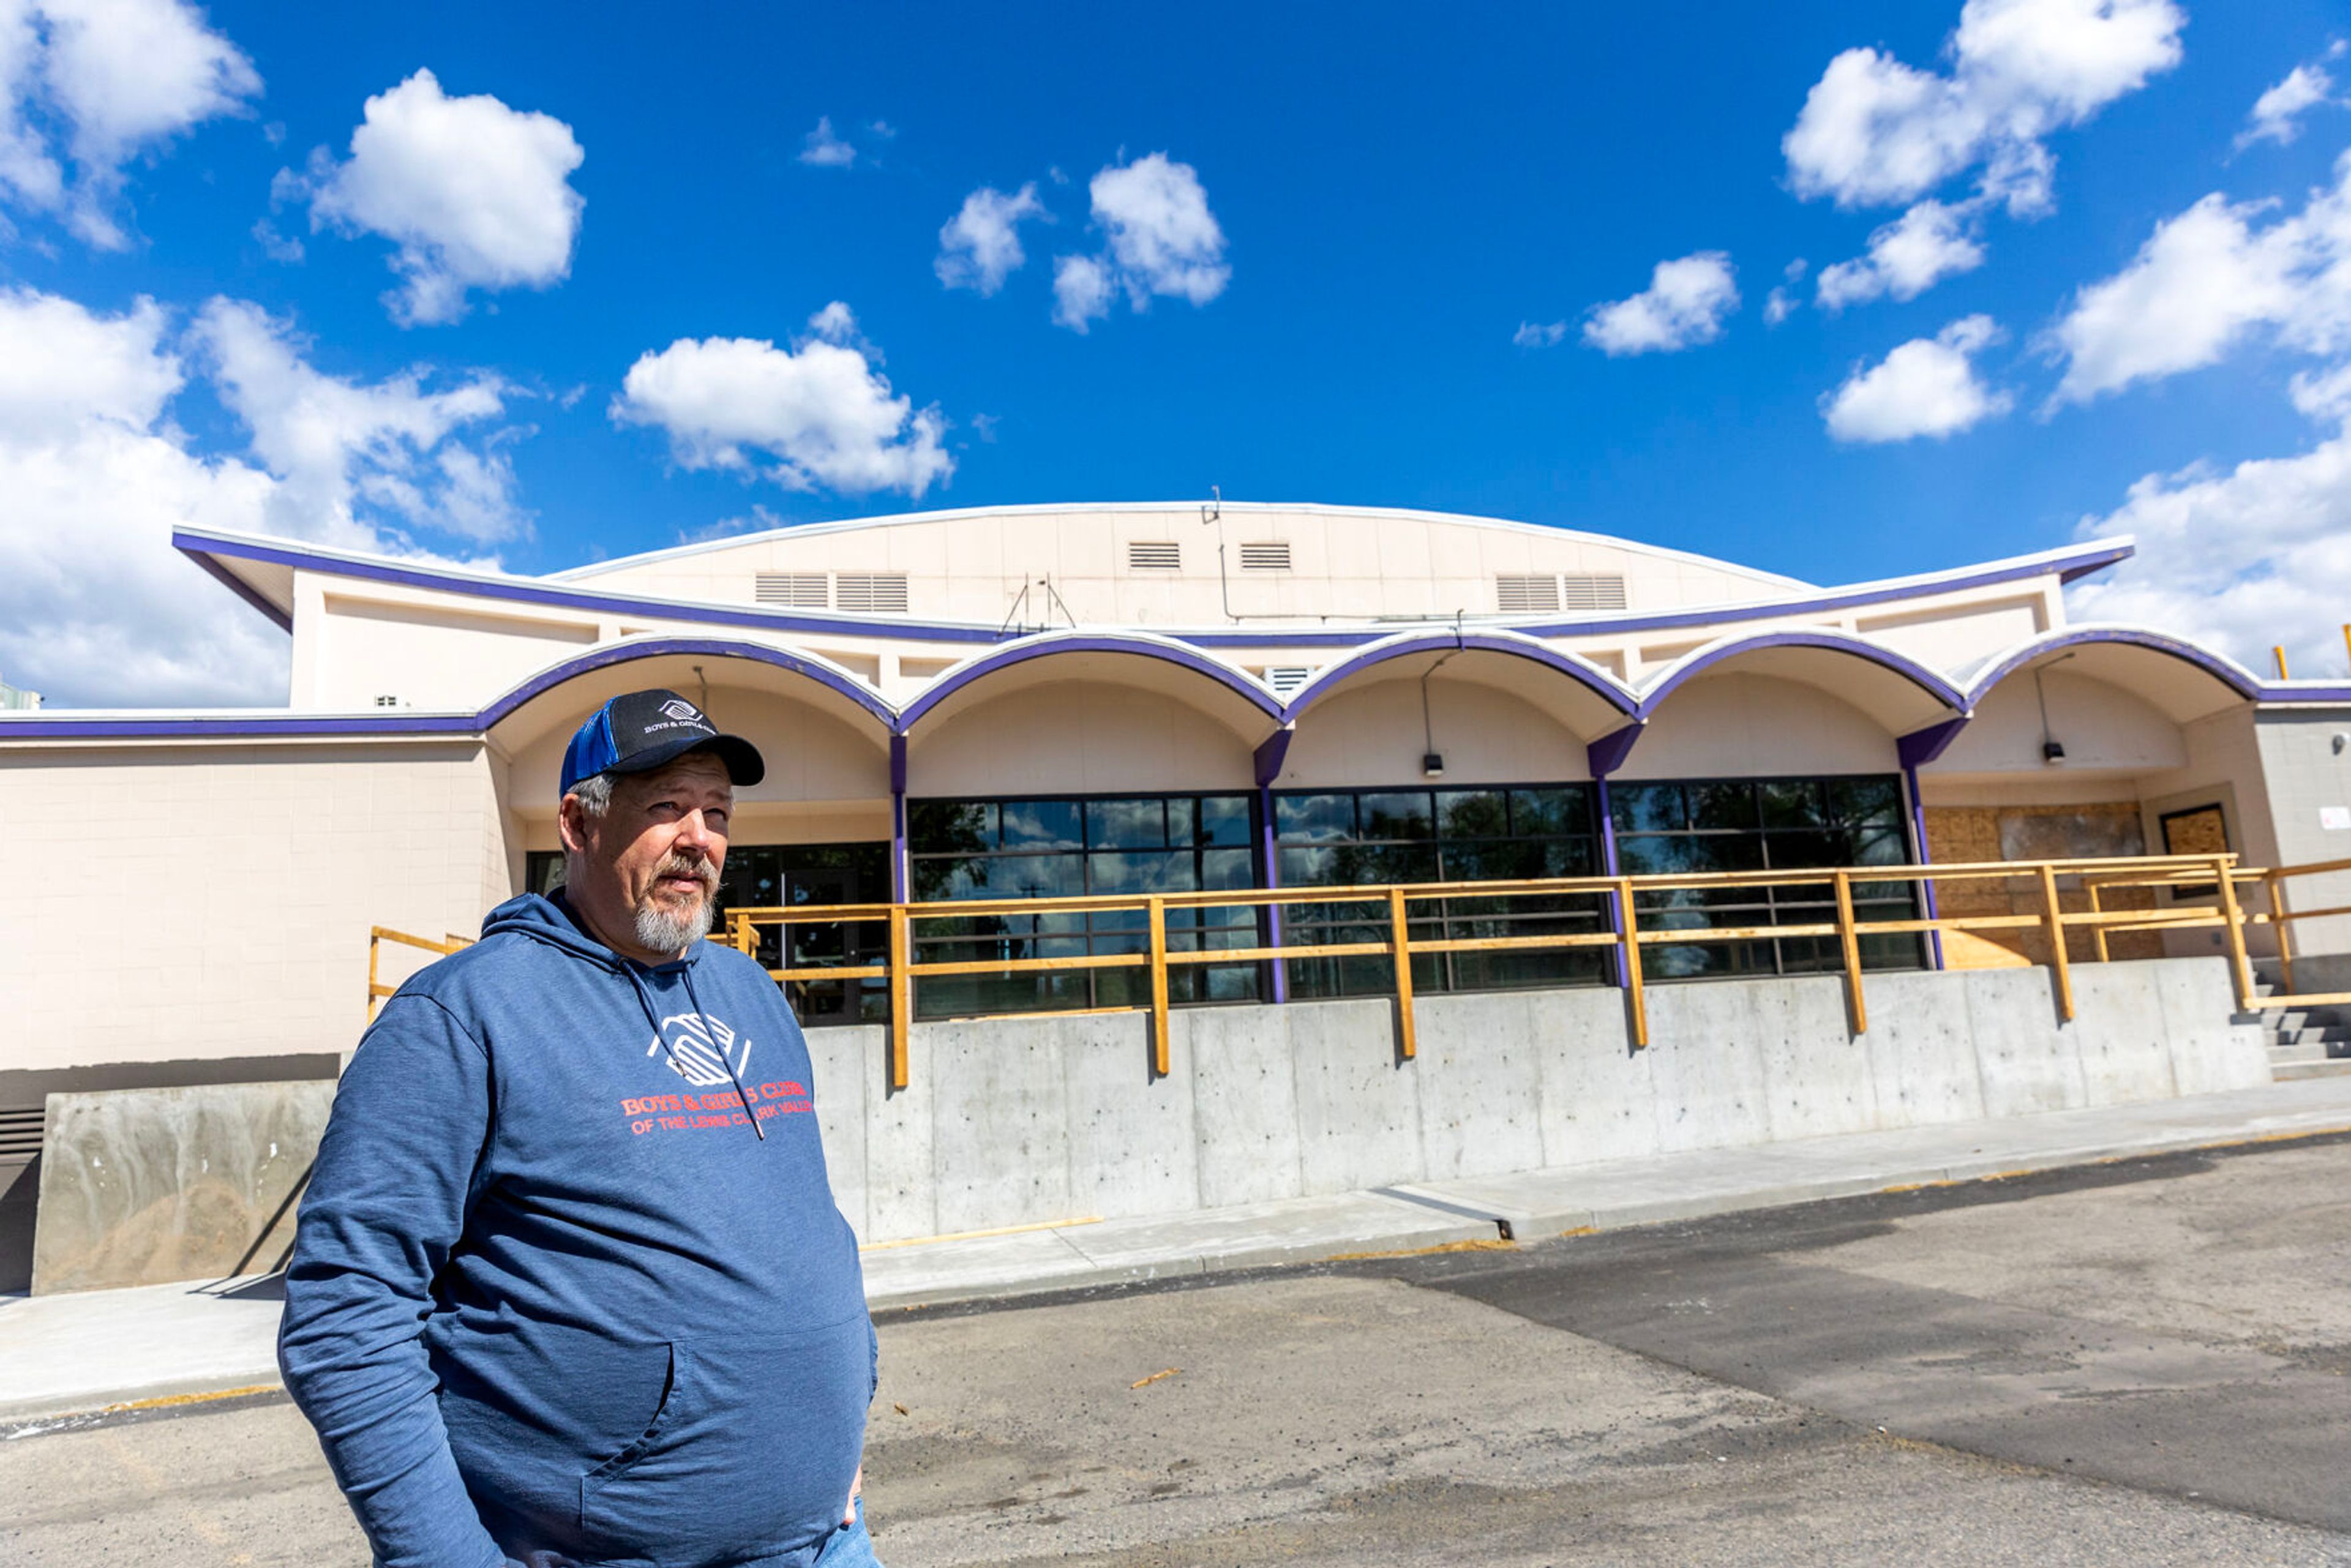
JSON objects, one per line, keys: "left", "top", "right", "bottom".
{"left": 659, "top": 699, "right": 704, "bottom": 724}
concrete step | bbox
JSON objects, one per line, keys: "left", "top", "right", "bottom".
{"left": 2267, "top": 1025, "right": 2351, "bottom": 1048}
{"left": 2269, "top": 1042, "right": 2344, "bottom": 1066}
{"left": 2274, "top": 1059, "right": 2351, "bottom": 1081}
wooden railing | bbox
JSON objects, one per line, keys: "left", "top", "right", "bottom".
{"left": 2258, "top": 854, "right": 2351, "bottom": 1005}
{"left": 721, "top": 852, "right": 2320, "bottom": 1090}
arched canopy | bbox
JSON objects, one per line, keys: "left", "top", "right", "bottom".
{"left": 1637, "top": 629, "right": 1968, "bottom": 736}
{"left": 482, "top": 636, "right": 898, "bottom": 757}
{"left": 1962, "top": 626, "right": 2260, "bottom": 725}
{"left": 1281, "top": 629, "right": 1638, "bottom": 738}
{"left": 896, "top": 631, "right": 1286, "bottom": 741}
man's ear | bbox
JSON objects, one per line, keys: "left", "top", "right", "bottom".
{"left": 558, "top": 793, "right": 591, "bottom": 855}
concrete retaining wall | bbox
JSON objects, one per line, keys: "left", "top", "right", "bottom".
{"left": 30, "top": 957, "right": 2265, "bottom": 1286}
{"left": 812, "top": 956, "right": 2268, "bottom": 1242}
{"left": 31, "top": 1082, "right": 333, "bottom": 1295}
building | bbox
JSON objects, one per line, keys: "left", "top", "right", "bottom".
{"left": 6, "top": 501, "right": 2351, "bottom": 1282}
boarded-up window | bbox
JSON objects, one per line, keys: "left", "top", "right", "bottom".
{"left": 1496, "top": 574, "right": 1560, "bottom": 613}
{"left": 1239, "top": 542, "right": 1292, "bottom": 571}
{"left": 2161, "top": 803, "right": 2230, "bottom": 896}
{"left": 1127, "top": 541, "right": 1182, "bottom": 570}
{"left": 834, "top": 573, "right": 909, "bottom": 613}
{"left": 1559, "top": 573, "right": 1627, "bottom": 610}
{"left": 754, "top": 572, "right": 829, "bottom": 608}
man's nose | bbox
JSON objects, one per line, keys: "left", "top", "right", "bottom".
{"left": 674, "top": 811, "right": 719, "bottom": 855}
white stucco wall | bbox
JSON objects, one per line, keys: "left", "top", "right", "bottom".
{"left": 1615, "top": 673, "right": 1899, "bottom": 779}
{"left": 909, "top": 680, "right": 1255, "bottom": 798}
{"left": 1275, "top": 678, "right": 1589, "bottom": 790}
{"left": 1932, "top": 669, "right": 2188, "bottom": 779}
{"left": 0, "top": 741, "right": 508, "bottom": 1074}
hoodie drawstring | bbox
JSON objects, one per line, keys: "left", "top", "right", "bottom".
{"left": 682, "top": 961, "right": 765, "bottom": 1141}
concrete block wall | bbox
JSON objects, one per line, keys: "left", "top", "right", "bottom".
{"left": 810, "top": 955, "right": 2268, "bottom": 1244}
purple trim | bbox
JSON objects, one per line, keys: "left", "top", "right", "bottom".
{"left": 1897, "top": 716, "right": 1969, "bottom": 769}
{"left": 894, "top": 634, "right": 1287, "bottom": 732}
{"left": 477, "top": 639, "right": 896, "bottom": 730}
{"left": 1281, "top": 632, "right": 1636, "bottom": 724}
{"left": 1595, "top": 773, "right": 1627, "bottom": 990}
{"left": 175, "top": 527, "right": 2133, "bottom": 657}
{"left": 1903, "top": 762, "right": 1943, "bottom": 971}
{"left": 1962, "top": 626, "right": 2263, "bottom": 710}
{"left": 1253, "top": 729, "right": 1293, "bottom": 788}
{"left": 185, "top": 549, "right": 294, "bottom": 634}
{"left": 889, "top": 735, "right": 909, "bottom": 903}
{"left": 888, "top": 733, "right": 909, "bottom": 794}
{"left": 1586, "top": 723, "right": 1644, "bottom": 778}
{"left": 1259, "top": 782, "right": 1288, "bottom": 1005}
{"left": 0, "top": 636, "right": 897, "bottom": 741}
{"left": 175, "top": 530, "right": 1005, "bottom": 647}
{"left": 1635, "top": 629, "right": 1968, "bottom": 720}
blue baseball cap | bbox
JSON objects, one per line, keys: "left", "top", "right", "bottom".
{"left": 560, "top": 688, "right": 765, "bottom": 797}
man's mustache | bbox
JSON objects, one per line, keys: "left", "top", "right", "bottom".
{"left": 653, "top": 853, "right": 718, "bottom": 895}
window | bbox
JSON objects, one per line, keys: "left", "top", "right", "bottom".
{"left": 1127, "top": 541, "right": 1182, "bottom": 571}
{"left": 1239, "top": 541, "right": 1291, "bottom": 571}
{"left": 907, "top": 793, "right": 1261, "bottom": 1016}
{"left": 834, "top": 572, "right": 909, "bottom": 613}
{"left": 1609, "top": 775, "right": 1924, "bottom": 979}
{"left": 754, "top": 572, "right": 829, "bottom": 608}
{"left": 1559, "top": 573, "right": 1627, "bottom": 610}
{"left": 1272, "top": 784, "right": 1608, "bottom": 999}
{"left": 1496, "top": 574, "right": 1561, "bottom": 613}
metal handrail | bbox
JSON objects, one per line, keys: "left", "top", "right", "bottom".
{"left": 724, "top": 852, "right": 2285, "bottom": 1090}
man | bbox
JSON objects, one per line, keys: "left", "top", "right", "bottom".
{"left": 280, "top": 689, "right": 880, "bottom": 1568}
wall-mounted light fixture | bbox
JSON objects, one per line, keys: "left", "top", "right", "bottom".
{"left": 2033, "top": 654, "right": 2075, "bottom": 767}
{"left": 1423, "top": 752, "right": 1445, "bottom": 779}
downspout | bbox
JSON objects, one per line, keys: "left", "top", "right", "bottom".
{"left": 1897, "top": 716, "right": 1970, "bottom": 972}
{"left": 1586, "top": 722, "right": 1644, "bottom": 989}
{"left": 1254, "top": 729, "right": 1294, "bottom": 1004}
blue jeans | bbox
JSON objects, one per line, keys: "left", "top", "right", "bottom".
{"left": 814, "top": 1498, "right": 881, "bottom": 1567}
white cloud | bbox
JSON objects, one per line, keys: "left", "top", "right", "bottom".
{"left": 611, "top": 303, "right": 953, "bottom": 498}
{"left": 1582, "top": 251, "right": 1739, "bottom": 356}
{"left": 1512, "top": 320, "right": 1567, "bottom": 348}
{"left": 192, "top": 297, "right": 527, "bottom": 544}
{"left": 0, "top": 0, "right": 260, "bottom": 247}
{"left": 1815, "top": 197, "right": 1989, "bottom": 310}
{"left": 1051, "top": 152, "right": 1229, "bottom": 331}
{"left": 2044, "top": 151, "right": 2351, "bottom": 405}
{"left": 1823, "top": 314, "right": 2012, "bottom": 442}
{"left": 1051, "top": 253, "right": 1112, "bottom": 332}
{"left": 2069, "top": 422, "right": 2351, "bottom": 677}
{"left": 936, "top": 182, "right": 1046, "bottom": 296}
{"left": 0, "top": 287, "right": 525, "bottom": 707}
{"left": 798, "top": 114, "right": 855, "bottom": 168}
{"left": 1764, "top": 288, "right": 1798, "bottom": 326}
{"left": 2237, "top": 47, "right": 2344, "bottom": 151}
{"left": 1783, "top": 0, "right": 2182, "bottom": 214}
{"left": 293, "top": 69, "right": 584, "bottom": 326}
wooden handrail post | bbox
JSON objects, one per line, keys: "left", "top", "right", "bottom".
{"left": 1832, "top": 870, "right": 1867, "bottom": 1035}
{"left": 2037, "top": 863, "right": 2076, "bottom": 1022}
{"left": 1387, "top": 886, "right": 1417, "bottom": 1060}
{"left": 1615, "top": 879, "right": 1649, "bottom": 1049}
{"left": 2267, "top": 869, "right": 2297, "bottom": 995}
{"left": 2214, "top": 858, "right": 2255, "bottom": 1014}
{"left": 2087, "top": 881, "right": 2110, "bottom": 964}
{"left": 366, "top": 931, "right": 381, "bottom": 1023}
{"left": 1147, "top": 896, "right": 1172, "bottom": 1076}
{"left": 887, "top": 906, "right": 911, "bottom": 1090}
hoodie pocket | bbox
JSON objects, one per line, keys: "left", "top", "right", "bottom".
{"left": 575, "top": 1313, "right": 871, "bottom": 1564}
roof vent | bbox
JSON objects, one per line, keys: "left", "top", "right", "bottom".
{"left": 834, "top": 573, "right": 910, "bottom": 613}
{"left": 1496, "top": 574, "right": 1561, "bottom": 613}
{"left": 754, "top": 572, "right": 830, "bottom": 608}
{"left": 1239, "top": 541, "right": 1291, "bottom": 571}
{"left": 1127, "top": 541, "right": 1182, "bottom": 571}
{"left": 1262, "top": 666, "right": 1314, "bottom": 696}
{"left": 1559, "top": 573, "right": 1627, "bottom": 610}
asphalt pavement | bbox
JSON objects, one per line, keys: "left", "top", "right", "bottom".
{"left": 6, "top": 1132, "right": 2350, "bottom": 1566}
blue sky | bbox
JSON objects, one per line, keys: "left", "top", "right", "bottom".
{"left": 5, "top": 0, "right": 2351, "bottom": 707}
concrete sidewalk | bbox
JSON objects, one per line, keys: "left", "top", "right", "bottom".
{"left": 8, "top": 1075, "right": 2351, "bottom": 1428}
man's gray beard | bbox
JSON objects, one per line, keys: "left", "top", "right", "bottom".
{"left": 634, "top": 890, "right": 715, "bottom": 956}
